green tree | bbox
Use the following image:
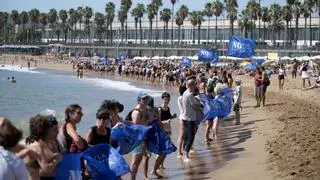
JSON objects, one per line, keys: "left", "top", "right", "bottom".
{"left": 261, "top": 7, "right": 271, "bottom": 41}
{"left": 84, "top": 6, "right": 93, "bottom": 42}
{"left": 189, "top": 11, "right": 204, "bottom": 44}
{"left": 118, "top": 8, "right": 127, "bottom": 42}
{"left": 204, "top": 2, "right": 214, "bottom": 43}
{"left": 77, "top": 6, "right": 84, "bottom": 42}
{"left": 269, "top": 3, "right": 283, "bottom": 46}
{"left": 59, "top": 9, "right": 68, "bottom": 42}
{"left": 68, "top": 8, "right": 78, "bottom": 43}
{"left": 301, "top": 3, "right": 310, "bottom": 45}
{"left": 246, "top": 0, "right": 260, "bottom": 38}
{"left": 283, "top": 6, "right": 293, "bottom": 45}
{"left": 147, "top": 3, "right": 156, "bottom": 43}
{"left": 304, "top": 0, "right": 315, "bottom": 46}
{"left": 131, "top": 6, "right": 140, "bottom": 43}
{"left": 292, "top": 1, "right": 300, "bottom": 46}
{"left": 19, "top": 11, "right": 28, "bottom": 42}
{"left": 105, "top": 2, "right": 115, "bottom": 43}
{"left": 121, "top": 0, "right": 132, "bottom": 42}
{"left": 213, "top": 0, "right": 223, "bottom": 44}
{"left": 176, "top": 5, "right": 189, "bottom": 44}
{"left": 170, "top": 0, "right": 177, "bottom": 44}
{"left": 238, "top": 9, "right": 252, "bottom": 38}
{"left": 39, "top": 13, "right": 48, "bottom": 41}
{"left": 152, "top": 0, "right": 163, "bottom": 43}
{"left": 48, "top": 9, "right": 58, "bottom": 42}
{"left": 10, "top": 10, "right": 20, "bottom": 42}
{"left": 28, "top": 8, "right": 40, "bottom": 42}
{"left": 0, "top": 12, "right": 9, "bottom": 42}
{"left": 224, "top": 0, "right": 238, "bottom": 38}
{"left": 160, "top": 8, "right": 171, "bottom": 44}
{"left": 94, "top": 12, "right": 106, "bottom": 41}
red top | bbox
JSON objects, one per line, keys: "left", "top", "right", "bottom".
{"left": 254, "top": 72, "right": 262, "bottom": 87}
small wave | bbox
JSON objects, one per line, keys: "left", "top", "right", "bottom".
{"left": 83, "top": 77, "right": 162, "bottom": 97}
{"left": 0, "top": 65, "right": 41, "bottom": 74}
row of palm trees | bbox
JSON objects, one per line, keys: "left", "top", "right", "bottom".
{"left": 0, "top": 0, "right": 319, "bottom": 46}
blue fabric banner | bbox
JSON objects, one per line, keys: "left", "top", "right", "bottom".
{"left": 227, "top": 36, "right": 256, "bottom": 58}
{"left": 82, "top": 144, "right": 130, "bottom": 179}
{"left": 111, "top": 123, "right": 152, "bottom": 155}
{"left": 251, "top": 59, "right": 264, "bottom": 66}
{"left": 198, "top": 48, "right": 219, "bottom": 62}
{"left": 200, "top": 88, "right": 233, "bottom": 120}
{"left": 181, "top": 57, "right": 192, "bottom": 67}
{"left": 146, "top": 121, "right": 177, "bottom": 156}
{"left": 55, "top": 153, "right": 82, "bottom": 180}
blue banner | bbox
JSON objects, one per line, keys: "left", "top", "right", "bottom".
{"left": 227, "top": 36, "right": 256, "bottom": 58}
{"left": 198, "top": 48, "right": 219, "bottom": 62}
{"left": 200, "top": 88, "right": 233, "bottom": 120}
{"left": 82, "top": 144, "right": 130, "bottom": 179}
{"left": 111, "top": 123, "right": 152, "bottom": 155}
{"left": 118, "top": 53, "right": 128, "bottom": 60}
{"left": 55, "top": 153, "right": 82, "bottom": 180}
{"left": 181, "top": 57, "right": 192, "bottom": 67}
{"left": 251, "top": 59, "right": 264, "bottom": 66}
{"left": 146, "top": 121, "right": 177, "bottom": 156}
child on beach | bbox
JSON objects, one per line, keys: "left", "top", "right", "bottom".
{"left": 233, "top": 78, "right": 242, "bottom": 125}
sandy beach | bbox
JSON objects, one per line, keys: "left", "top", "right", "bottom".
{"left": 2, "top": 54, "right": 320, "bottom": 180}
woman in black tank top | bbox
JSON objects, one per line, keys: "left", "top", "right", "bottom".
{"left": 86, "top": 108, "right": 111, "bottom": 146}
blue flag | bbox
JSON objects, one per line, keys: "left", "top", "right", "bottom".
{"left": 82, "top": 144, "right": 130, "bottom": 179}
{"left": 198, "top": 48, "right": 219, "bottom": 62}
{"left": 146, "top": 121, "right": 177, "bottom": 156}
{"left": 227, "top": 36, "right": 256, "bottom": 58}
{"left": 115, "top": 58, "right": 120, "bottom": 65}
{"left": 111, "top": 123, "right": 152, "bottom": 155}
{"left": 181, "top": 57, "right": 192, "bottom": 67}
{"left": 251, "top": 59, "right": 264, "bottom": 66}
{"left": 55, "top": 153, "right": 82, "bottom": 180}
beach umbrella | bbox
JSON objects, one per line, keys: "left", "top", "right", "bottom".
{"left": 240, "top": 61, "right": 250, "bottom": 66}
{"left": 152, "top": 56, "right": 160, "bottom": 60}
{"left": 262, "top": 60, "right": 276, "bottom": 67}
{"left": 281, "top": 56, "right": 292, "bottom": 61}
{"left": 243, "top": 64, "right": 257, "bottom": 70}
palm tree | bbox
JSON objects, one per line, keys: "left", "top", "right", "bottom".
{"left": 19, "top": 11, "right": 28, "bottom": 42}
{"left": 261, "top": 7, "right": 271, "bottom": 41}
{"left": 301, "top": 3, "right": 310, "bottom": 45}
{"left": 213, "top": 0, "right": 223, "bottom": 44}
{"left": 105, "top": 2, "right": 115, "bottom": 43}
{"left": 28, "top": 9, "right": 40, "bottom": 42}
{"left": 118, "top": 8, "right": 127, "bottom": 42}
{"left": 137, "top": 4, "right": 145, "bottom": 44}
{"left": 54, "top": 23, "right": 61, "bottom": 42}
{"left": 59, "top": 9, "right": 68, "bottom": 42}
{"left": 0, "top": 12, "right": 9, "bottom": 42}
{"left": 238, "top": 9, "right": 251, "bottom": 38}
{"left": 316, "top": 0, "right": 320, "bottom": 44}
{"left": 39, "top": 13, "right": 48, "bottom": 40}
{"left": 152, "top": 0, "right": 163, "bottom": 43}
{"left": 84, "top": 6, "right": 93, "bottom": 42}
{"left": 176, "top": 5, "right": 189, "bottom": 44}
{"left": 121, "top": 0, "right": 132, "bottom": 42}
{"left": 189, "top": 11, "right": 204, "bottom": 44}
{"left": 269, "top": 3, "right": 283, "bottom": 46}
{"left": 68, "top": 8, "right": 78, "bottom": 43}
{"left": 170, "top": 0, "right": 177, "bottom": 44}
{"left": 10, "top": 10, "right": 20, "bottom": 42}
{"left": 224, "top": 0, "right": 238, "bottom": 38}
{"left": 131, "top": 6, "right": 139, "bottom": 43}
{"left": 246, "top": 0, "right": 260, "bottom": 38}
{"left": 204, "top": 2, "right": 214, "bottom": 43}
{"left": 94, "top": 12, "right": 106, "bottom": 41}
{"left": 160, "top": 8, "right": 171, "bottom": 44}
{"left": 175, "top": 14, "right": 183, "bottom": 44}
{"left": 283, "top": 6, "right": 293, "bottom": 46}
{"left": 292, "top": 1, "right": 301, "bottom": 47}
{"left": 77, "top": 7, "right": 84, "bottom": 42}
{"left": 48, "top": 9, "right": 58, "bottom": 42}
{"left": 147, "top": 3, "right": 156, "bottom": 43}
{"left": 304, "top": 0, "right": 315, "bottom": 46}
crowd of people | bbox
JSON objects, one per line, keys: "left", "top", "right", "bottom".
{"left": 0, "top": 65, "right": 244, "bottom": 180}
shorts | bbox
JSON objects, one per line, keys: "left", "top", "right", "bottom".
{"left": 233, "top": 103, "right": 240, "bottom": 111}
{"left": 278, "top": 75, "right": 284, "bottom": 80}
{"left": 254, "top": 86, "right": 262, "bottom": 97}
{"left": 131, "top": 143, "right": 151, "bottom": 157}
{"left": 261, "top": 85, "right": 268, "bottom": 93}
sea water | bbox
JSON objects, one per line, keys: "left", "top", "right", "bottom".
{"left": 0, "top": 65, "right": 177, "bottom": 135}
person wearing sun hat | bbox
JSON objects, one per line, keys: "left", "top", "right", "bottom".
{"left": 233, "top": 78, "right": 242, "bottom": 125}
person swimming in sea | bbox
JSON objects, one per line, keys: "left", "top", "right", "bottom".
{"left": 10, "top": 76, "right": 16, "bottom": 83}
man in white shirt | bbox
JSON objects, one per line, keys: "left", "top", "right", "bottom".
{"left": 233, "top": 78, "right": 242, "bottom": 125}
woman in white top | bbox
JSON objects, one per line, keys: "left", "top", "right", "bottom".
{"left": 301, "top": 63, "right": 311, "bottom": 89}
{"left": 177, "top": 85, "right": 187, "bottom": 158}
{"left": 0, "top": 117, "right": 39, "bottom": 180}
{"left": 278, "top": 65, "right": 286, "bottom": 90}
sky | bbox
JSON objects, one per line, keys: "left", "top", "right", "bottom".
{"left": 0, "top": 0, "right": 286, "bottom": 21}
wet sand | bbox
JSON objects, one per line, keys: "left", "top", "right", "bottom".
{"left": 2, "top": 54, "right": 320, "bottom": 179}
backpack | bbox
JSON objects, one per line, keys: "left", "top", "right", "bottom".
{"left": 125, "top": 108, "right": 141, "bottom": 121}
{"left": 207, "top": 77, "right": 218, "bottom": 93}
{"left": 263, "top": 76, "right": 270, "bottom": 86}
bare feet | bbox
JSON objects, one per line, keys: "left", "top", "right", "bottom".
{"left": 151, "top": 171, "right": 164, "bottom": 179}
{"left": 205, "top": 138, "right": 213, "bottom": 143}
{"left": 177, "top": 153, "right": 183, "bottom": 158}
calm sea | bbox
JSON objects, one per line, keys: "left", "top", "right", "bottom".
{"left": 0, "top": 65, "right": 177, "bottom": 136}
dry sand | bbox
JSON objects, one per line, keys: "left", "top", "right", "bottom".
{"left": 2, "top": 54, "right": 320, "bottom": 180}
